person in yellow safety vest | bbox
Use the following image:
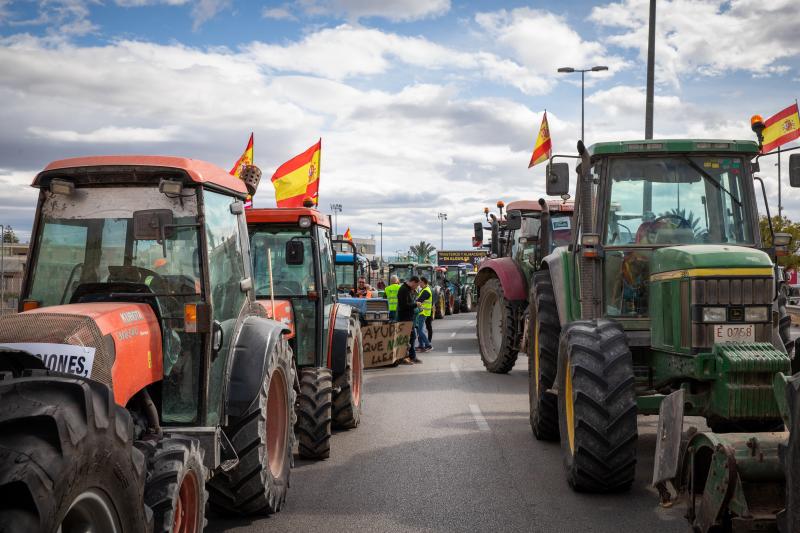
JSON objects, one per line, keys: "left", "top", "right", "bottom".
{"left": 385, "top": 275, "right": 401, "bottom": 321}
{"left": 415, "top": 277, "right": 433, "bottom": 353}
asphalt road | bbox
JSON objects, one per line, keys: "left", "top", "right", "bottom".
{"left": 209, "top": 312, "right": 692, "bottom": 533}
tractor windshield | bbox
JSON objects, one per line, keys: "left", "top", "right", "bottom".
{"left": 605, "top": 156, "right": 753, "bottom": 246}
{"left": 250, "top": 228, "right": 315, "bottom": 297}
{"left": 389, "top": 264, "right": 415, "bottom": 283}
{"left": 445, "top": 268, "right": 461, "bottom": 283}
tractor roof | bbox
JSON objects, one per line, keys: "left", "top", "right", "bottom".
{"left": 35, "top": 155, "right": 248, "bottom": 195}
{"left": 507, "top": 200, "right": 575, "bottom": 213}
{"left": 587, "top": 139, "right": 760, "bottom": 157}
{"left": 246, "top": 207, "right": 330, "bottom": 228}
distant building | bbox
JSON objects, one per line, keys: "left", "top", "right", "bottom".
{"left": 1, "top": 242, "right": 28, "bottom": 315}
{"left": 334, "top": 234, "right": 377, "bottom": 260}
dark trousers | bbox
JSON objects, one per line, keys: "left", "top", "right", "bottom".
{"left": 426, "top": 316, "right": 433, "bottom": 341}
{"left": 405, "top": 321, "right": 416, "bottom": 359}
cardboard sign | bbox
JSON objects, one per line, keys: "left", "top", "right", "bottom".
{"left": 361, "top": 322, "right": 413, "bottom": 368}
{"left": 0, "top": 342, "right": 96, "bottom": 378}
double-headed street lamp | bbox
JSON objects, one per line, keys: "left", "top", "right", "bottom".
{"left": 377, "top": 222, "right": 383, "bottom": 267}
{"left": 437, "top": 212, "right": 447, "bottom": 251}
{"left": 330, "top": 203, "right": 342, "bottom": 236}
{"left": 557, "top": 65, "right": 608, "bottom": 142}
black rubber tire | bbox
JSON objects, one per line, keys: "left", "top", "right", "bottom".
{"left": 0, "top": 374, "right": 150, "bottom": 533}
{"left": 528, "top": 270, "right": 560, "bottom": 441}
{"left": 557, "top": 320, "right": 638, "bottom": 492}
{"left": 778, "top": 288, "right": 797, "bottom": 372}
{"left": 295, "top": 367, "right": 332, "bottom": 459}
{"left": 141, "top": 436, "right": 207, "bottom": 532}
{"left": 208, "top": 337, "right": 296, "bottom": 515}
{"left": 477, "top": 277, "right": 519, "bottom": 373}
{"left": 453, "top": 292, "right": 461, "bottom": 315}
{"left": 434, "top": 291, "right": 445, "bottom": 319}
{"left": 445, "top": 291, "right": 453, "bottom": 315}
{"left": 462, "top": 291, "right": 473, "bottom": 313}
{"left": 333, "top": 316, "right": 363, "bottom": 430}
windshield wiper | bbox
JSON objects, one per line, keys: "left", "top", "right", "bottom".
{"left": 684, "top": 156, "right": 742, "bottom": 207}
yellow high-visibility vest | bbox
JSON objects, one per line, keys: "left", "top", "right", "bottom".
{"left": 385, "top": 283, "right": 400, "bottom": 311}
{"left": 420, "top": 286, "right": 433, "bottom": 317}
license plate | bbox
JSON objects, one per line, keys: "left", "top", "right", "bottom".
{"left": 713, "top": 324, "right": 755, "bottom": 344}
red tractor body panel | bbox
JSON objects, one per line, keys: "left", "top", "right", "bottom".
{"left": 246, "top": 207, "right": 330, "bottom": 229}
{"left": 24, "top": 302, "right": 163, "bottom": 406}
{"left": 254, "top": 299, "right": 296, "bottom": 339}
{"left": 476, "top": 258, "right": 527, "bottom": 301}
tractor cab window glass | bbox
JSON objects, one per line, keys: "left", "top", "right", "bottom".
{"left": 251, "top": 228, "right": 314, "bottom": 297}
{"left": 388, "top": 265, "right": 414, "bottom": 282}
{"left": 605, "top": 157, "right": 752, "bottom": 246}
{"left": 317, "top": 227, "right": 335, "bottom": 303}
{"left": 550, "top": 215, "right": 573, "bottom": 250}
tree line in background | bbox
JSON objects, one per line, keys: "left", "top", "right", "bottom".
{"left": 408, "top": 241, "right": 436, "bottom": 263}
{"left": 1, "top": 227, "right": 18, "bottom": 243}
{"left": 760, "top": 215, "right": 800, "bottom": 271}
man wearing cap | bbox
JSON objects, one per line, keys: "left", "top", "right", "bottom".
{"left": 384, "top": 275, "right": 401, "bottom": 321}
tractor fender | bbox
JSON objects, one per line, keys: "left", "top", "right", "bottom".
{"left": 327, "top": 303, "right": 356, "bottom": 377}
{"left": 475, "top": 257, "right": 527, "bottom": 301}
{"left": 225, "top": 315, "right": 290, "bottom": 419}
{"left": 541, "top": 248, "right": 568, "bottom": 326}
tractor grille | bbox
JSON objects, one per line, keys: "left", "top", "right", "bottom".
{"left": 691, "top": 277, "right": 773, "bottom": 349}
{"left": 0, "top": 312, "right": 113, "bottom": 388}
{"left": 366, "top": 300, "right": 388, "bottom": 312}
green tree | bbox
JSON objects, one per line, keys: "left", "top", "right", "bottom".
{"left": 409, "top": 241, "right": 436, "bottom": 262}
{"left": 2, "top": 227, "right": 18, "bottom": 243}
{"left": 759, "top": 215, "right": 800, "bottom": 270}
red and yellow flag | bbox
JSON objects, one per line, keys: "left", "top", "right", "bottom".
{"left": 230, "top": 133, "right": 254, "bottom": 178}
{"left": 762, "top": 103, "right": 800, "bottom": 153}
{"left": 343, "top": 228, "right": 353, "bottom": 241}
{"left": 271, "top": 139, "right": 321, "bottom": 208}
{"left": 528, "top": 112, "right": 552, "bottom": 168}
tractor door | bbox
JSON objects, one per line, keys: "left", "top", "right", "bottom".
{"left": 317, "top": 226, "right": 337, "bottom": 366}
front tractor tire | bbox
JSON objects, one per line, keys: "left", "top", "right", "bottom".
{"left": 461, "top": 291, "right": 473, "bottom": 313}
{"left": 0, "top": 375, "right": 150, "bottom": 533}
{"left": 557, "top": 320, "right": 638, "bottom": 492}
{"left": 208, "top": 337, "right": 296, "bottom": 515}
{"left": 528, "top": 270, "right": 560, "bottom": 441}
{"left": 435, "top": 294, "right": 446, "bottom": 319}
{"left": 333, "top": 316, "right": 364, "bottom": 429}
{"left": 477, "top": 277, "right": 519, "bottom": 373}
{"left": 296, "top": 367, "right": 333, "bottom": 459}
{"left": 142, "top": 437, "right": 207, "bottom": 533}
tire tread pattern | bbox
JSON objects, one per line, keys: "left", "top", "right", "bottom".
{"left": 332, "top": 316, "right": 363, "bottom": 430}
{"left": 296, "top": 367, "right": 332, "bottom": 459}
{"left": 528, "top": 270, "right": 560, "bottom": 441}
{"left": 478, "top": 278, "right": 519, "bottom": 373}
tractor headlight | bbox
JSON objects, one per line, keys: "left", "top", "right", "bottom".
{"left": 298, "top": 216, "right": 312, "bottom": 228}
{"left": 744, "top": 307, "right": 769, "bottom": 322}
{"left": 702, "top": 307, "right": 727, "bottom": 323}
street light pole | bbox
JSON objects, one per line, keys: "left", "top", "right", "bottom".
{"left": 437, "top": 212, "right": 447, "bottom": 251}
{"left": 0, "top": 226, "right": 5, "bottom": 315}
{"left": 557, "top": 65, "right": 609, "bottom": 142}
{"left": 378, "top": 221, "right": 383, "bottom": 269}
{"left": 330, "top": 203, "right": 342, "bottom": 236}
{"left": 645, "top": 0, "right": 657, "bottom": 140}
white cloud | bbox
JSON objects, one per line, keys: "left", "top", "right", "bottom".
{"left": 590, "top": 0, "right": 800, "bottom": 86}
{"left": 5, "top": 0, "right": 100, "bottom": 37}
{"left": 190, "top": 0, "right": 230, "bottom": 30}
{"left": 262, "top": 6, "right": 295, "bottom": 21}
{"left": 298, "top": 0, "right": 450, "bottom": 22}
{"left": 27, "top": 125, "right": 182, "bottom": 143}
{"left": 115, "top": 0, "right": 188, "bottom": 6}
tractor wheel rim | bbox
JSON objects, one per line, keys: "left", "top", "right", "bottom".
{"left": 60, "top": 488, "right": 121, "bottom": 533}
{"left": 353, "top": 340, "right": 362, "bottom": 407}
{"left": 266, "top": 367, "right": 289, "bottom": 478}
{"left": 564, "top": 355, "right": 575, "bottom": 455}
{"left": 174, "top": 470, "right": 199, "bottom": 533}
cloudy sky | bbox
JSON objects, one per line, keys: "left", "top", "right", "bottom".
{"left": 1, "top": 0, "right": 799, "bottom": 254}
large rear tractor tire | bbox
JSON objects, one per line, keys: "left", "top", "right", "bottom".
{"left": 778, "top": 288, "right": 797, "bottom": 373}
{"left": 142, "top": 437, "right": 207, "bottom": 533}
{"left": 435, "top": 294, "right": 446, "bottom": 319}
{"left": 461, "top": 291, "right": 473, "bottom": 313}
{"left": 0, "top": 375, "right": 150, "bottom": 533}
{"left": 333, "top": 316, "right": 364, "bottom": 430}
{"left": 528, "top": 270, "right": 560, "bottom": 441}
{"left": 208, "top": 337, "right": 296, "bottom": 515}
{"left": 296, "top": 367, "right": 333, "bottom": 459}
{"left": 557, "top": 320, "right": 638, "bottom": 492}
{"left": 477, "top": 277, "right": 519, "bottom": 373}
{"left": 445, "top": 291, "right": 453, "bottom": 316}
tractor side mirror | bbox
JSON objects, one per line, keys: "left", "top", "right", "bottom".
{"left": 775, "top": 232, "right": 793, "bottom": 257}
{"left": 473, "top": 222, "right": 484, "bottom": 247}
{"left": 370, "top": 259, "right": 379, "bottom": 269}
{"left": 133, "top": 209, "right": 175, "bottom": 241}
{"left": 285, "top": 240, "right": 305, "bottom": 265}
{"left": 506, "top": 210, "right": 523, "bottom": 231}
{"left": 790, "top": 154, "right": 800, "bottom": 187}
{"left": 546, "top": 163, "right": 570, "bottom": 196}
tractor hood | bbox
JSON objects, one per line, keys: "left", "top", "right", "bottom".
{"left": 0, "top": 302, "right": 163, "bottom": 406}
{"left": 651, "top": 245, "right": 772, "bottom": 275}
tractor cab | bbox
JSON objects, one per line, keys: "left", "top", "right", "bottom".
{"left": 387, "top": 261, "right": 416, "bottom": 283}
{"left": 334, "top": 244, "right": 390, "bottom": 324}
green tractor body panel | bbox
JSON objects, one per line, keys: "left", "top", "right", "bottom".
{"left": 650, "top": 245, "right": 773, "bottom": 274}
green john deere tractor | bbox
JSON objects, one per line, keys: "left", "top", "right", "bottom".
{"left": 528, "top": 136, "right": 797, "bottom": 521}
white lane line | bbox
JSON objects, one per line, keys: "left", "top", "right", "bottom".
{"left": 469, "top": 404, "right": 490, "bottom": 431}
{"left": 450, "top": 360, "right": 461, "bottom": 378}
{"left": 450, "top": 332, "right": 456, "bottom": 338}
{"left": 448, "top": 346, "right": 453, "bottom": 354}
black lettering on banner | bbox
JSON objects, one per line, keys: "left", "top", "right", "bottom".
{"left": 57, "top": 354, "right": 69, "bottom": 373}
{"left": 76, "top": 357, "right": 85, "bottom": 375}
{"left": 68, "top": 355, "right": 77, "bottom": 373}
{"left": 362, "top": 327, "right": 375, "bottom": 341}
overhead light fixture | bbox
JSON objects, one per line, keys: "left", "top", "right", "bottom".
{"left": 50, "top": 179, "right": 75, "bottom": 196}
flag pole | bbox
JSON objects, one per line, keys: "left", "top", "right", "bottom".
{"left": 316, "top": 138, "right": 322, "bottom": 207}
{"left": 778, "top": 145, "right": 782, "bottom": 219}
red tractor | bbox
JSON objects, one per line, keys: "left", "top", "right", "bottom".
{"left": 0, "top": 156, "right": 295, "bottom": 532}
{"left": 246, "top": 208, "right": 364, "bottom": 460}
{"left": 474, "top": 199, "right": 574, "bottom": 373}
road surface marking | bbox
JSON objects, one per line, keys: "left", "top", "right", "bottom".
{"left": 450, "top": 360, "right": 460, "bottom": 377}
{"left": 448, "top": 346, "right": 453, "bottom": 354}
{"left": 450, "top": 332, "right": 456, "bottom": 338}
{"left": 469, "top": 404, "right": 490, "bottom": 431}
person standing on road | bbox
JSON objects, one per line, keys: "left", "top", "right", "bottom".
{"left": 415, "top": 277, "right": 433, "bottom": 353}
{"left": 385, "top": 275, "right": 401, "bottom": 321}
{"left": 396, "top": 275, "right": 421, "bottom": 363}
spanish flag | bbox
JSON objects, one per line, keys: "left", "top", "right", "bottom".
{"left": 343, "top": 228, "right": 353, "bottom": 242}
{"left": 230, "top": 133, "right": 254, "bottom": 178}
{"left": 762, "top": 103, "right": 800, "bottom": 153}
{"left": 528, "top": 112, "right": 552, "bottom": 168}
{"left": 271, "top": 139, "right": 321, "bottom": 208}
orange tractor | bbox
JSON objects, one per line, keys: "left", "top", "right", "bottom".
{"left": 246, "top": 207, "right": 364, "bottom": 460}
{"left": 0, "top": 156, "right": 295, "bottom": 532}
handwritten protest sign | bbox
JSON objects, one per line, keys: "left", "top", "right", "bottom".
{"left": 361, "top": 322, "right": 413, "bottom": 368}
